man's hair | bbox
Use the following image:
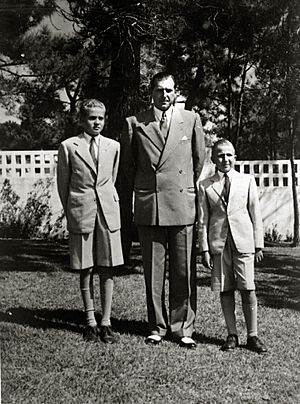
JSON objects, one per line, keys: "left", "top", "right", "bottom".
{"left": 79, "top": 99, "right": 106, "bottom": 119}
{"left": 150, "top": 72, "right": 176, "bottom": 91}
{"left": 212, "top": 138, "right": 235, "bottom": 156}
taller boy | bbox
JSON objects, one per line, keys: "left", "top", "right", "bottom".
{"left": 121, "top": 72, "right": 205, "bottom": 348}
{"left": 57, "top": 99, "right": 123, "bottom": 343}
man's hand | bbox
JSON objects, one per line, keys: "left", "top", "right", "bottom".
{"left": 202, "top": 251, "right": 213, "bottom": 270}
{"left": 255, "top": 248, "right": 264, "bottom": 263}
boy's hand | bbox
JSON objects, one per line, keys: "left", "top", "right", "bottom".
{"left": 202, "top": 251, "right": 213, "bottom": 270}
{"left": 255, "top": 248, "right": 264, "bottom": 263}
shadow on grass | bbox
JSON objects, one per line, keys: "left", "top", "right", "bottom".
{"left": 0, "top": 239, "right": 144, "bottom": 276}
{"left": 0, "top": 307, "right": 148, "bottom": 337}
{"left": 1, "top": 240, "right": 299, "bottom": 313}
{"left": 0, "top": 239, "right": 70, "bottom": 272}
{"left": 0, "top": 307, "right": 223, "bottom": 347}
{"left": 255, "top": 249, "right": 300, "bottom": 311}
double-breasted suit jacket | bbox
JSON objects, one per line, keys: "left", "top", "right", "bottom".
{"left": 57, "top": 133, "right": 121, "bottom": 234}
{"left": 121, "top": 106, "right": 205, "bottom": 338}
{"left": 121, "top": 107, "right": 205, "bottom": 225}
{"left": 198, "top": 170, "right": 264, "bottom": 255}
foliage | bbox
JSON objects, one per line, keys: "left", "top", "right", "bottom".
{"left": 0, "top": 0, "right": 54, "bottom": 59}
{"left": 264, "top": 224, "right": 283, "bottom": 243}
{"left": 0, "top": 178, "right": 21, "bottom": 237}
{"left": 0, "top": 178, "right": 53, "bottom": 238}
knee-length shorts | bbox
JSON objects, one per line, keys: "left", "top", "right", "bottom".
{"left": 211, "top": 232, "right": 255, "bottom": 292}
{"left": 69, "top": 208, "right": 123, "bottom": 270}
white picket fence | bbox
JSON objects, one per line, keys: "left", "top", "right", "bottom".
{"left": 0, "top": 150, "right": 299, "bottom": 238}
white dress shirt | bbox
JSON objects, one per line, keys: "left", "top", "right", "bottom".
{"left": 83, "top": 132, "right": 100, "bottom": 161}
{"left": 153, "top": 105, "right": 173, "bottom": 131}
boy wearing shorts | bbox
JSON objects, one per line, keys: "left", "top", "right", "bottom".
{"left": 198, "top": 139, "right": 267, "bottom": 353}
{"left": 57, "top": 99, "right": 123, "bottom": 343}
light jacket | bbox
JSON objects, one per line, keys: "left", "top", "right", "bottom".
{"left": 57, "top": 133, "right": 121, "bottom": 233}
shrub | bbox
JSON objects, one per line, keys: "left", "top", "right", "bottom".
{"left": 264, "top": 224, "right": 283, "bottom": 243}
{"left": 0, "top": 178, "right": 53, "bottom": 239}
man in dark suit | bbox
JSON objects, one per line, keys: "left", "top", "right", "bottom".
{"left": 120, "top": 72, "right": 205, "bottom": 348}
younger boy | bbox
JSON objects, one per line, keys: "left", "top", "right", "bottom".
{"left": 57, "top": 99, "right": 123, "bottom": 343}
{"left": 198, "top": 139, "right": 267, "bottom": 353}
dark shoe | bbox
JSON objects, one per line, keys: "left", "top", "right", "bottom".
{"left": 99, "top": 326, "right": 118, "bottom": 344}
{"left": 145, "top": 335, "right": 162, "bottom": 345}
{"left": 221, "top": 334, "right": 239, "bottom": 351}
{"left": 83, "top": 325, "right": 99, "bottom": 342}
{"left": 246, "top": 336, "right": 267, "bottom": 353}
{"left": 179, "top": 336, "right": 197, "bottom": 349}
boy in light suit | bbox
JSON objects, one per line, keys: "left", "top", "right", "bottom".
{"left": 57, "top": 99, "right": 123, "bottom": 343}
{"left": 198, "top": 139, "right": 267, "bottom": 353}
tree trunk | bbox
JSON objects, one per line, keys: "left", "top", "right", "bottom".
{"left": 285, "top": 7, "right": 299, "bottom": 246}
{"left": 289, "top": 118, "right": 300, "bottom": 246}
{"left": 226, "top": 68, "right": 232, "bottom": 141}
{"left": 234, "top": 58, "right": 248, "bottom": 149}
{"left": 106, "top": 40, "right": 141, "bottom": 140}
{"left": 107, "top": 39, "right": 141, "bottom": 264}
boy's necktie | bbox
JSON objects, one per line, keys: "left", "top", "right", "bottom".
{"left": 223, "top": 173, "right": 230, "bottom": 202}
{"left": 89, "top": 136, "right": 98, "bottom": 167}
{"left": 160, "top": 111, "right": 168, "bottom": 139}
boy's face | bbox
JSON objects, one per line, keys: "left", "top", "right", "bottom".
{"left": 81, "top": 107, "right": 105, "bottom": 136}
{"left": 212, "top": 143, "right": 236, "bottom": 173}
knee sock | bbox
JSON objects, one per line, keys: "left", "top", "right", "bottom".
{"left": 99, "top": 268, "right": 114, "bottom": 327}
{"left": 80, "top": 268, "right": 97, "bottom": 327}
{"left": 220, "top": 290, "right": 237, "bottom": 335}
{"left": 241, "top": 290, "right": 257, "bottom": 337}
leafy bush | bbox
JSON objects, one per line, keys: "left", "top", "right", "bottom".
{"left": 264, "top": 224, "right": 283, "bottom": 243}
{"left": 0, "top": 178, "right": 53, "bottom": 239}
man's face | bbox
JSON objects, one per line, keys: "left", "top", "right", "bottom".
{"left": 81, "top": 107, "right": 105, "bottom": 136}
{"left": 212, "top": 143, "right": 236, "bottom": 173}
{"left": 151, "top": 76, "right": 176, "bottom": 111}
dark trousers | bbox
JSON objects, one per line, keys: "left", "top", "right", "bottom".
{"left": 138, "top": 224, "right": 197, "bottom": 338}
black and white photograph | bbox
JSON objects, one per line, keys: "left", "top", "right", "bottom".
{"left": 0, "top": 1, "right": 299, "bottom": 403}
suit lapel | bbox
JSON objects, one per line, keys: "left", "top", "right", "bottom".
{"left": 211, "top": 174, "right": 227, "bottom": 207}
{"left": 139, "top": 109, "right": 165, "bottom": 152}
{"left": 157, "top": 108, "right": 184, "bottom": 169}
{"left": 98, "top": 135, "right": 109, "bottom": 176}
{"left": 210, "top": 170, "right": 239, "bottom": 208}
{"left": 75, "top": 134, "right": 97, "bottom": 175}
{"left": 226, "top": 170, "right": 240, "bottom": 207}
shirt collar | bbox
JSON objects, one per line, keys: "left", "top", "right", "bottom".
{"left": 153, "top": 105, "right": 173, "bottom": 122}
{"left": 216, "top": 169, "right": 234, "bottom": 180}
{"left": 83, "top": 132, "right": 100, "bottom": 146}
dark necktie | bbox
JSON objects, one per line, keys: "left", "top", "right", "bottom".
{"left": 223, "top": 173, "right": 230, "bottom": 202}
{"left": 89, "top": 136, "right": 98, "bottom": 167}
{"left": 160, "top": 111, "right": 168, "bottom": 139}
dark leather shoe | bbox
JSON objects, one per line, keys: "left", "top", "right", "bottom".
{"left": 99, "top": 326, "right": 117, "bottom": 344}
{"left": 145, "top": 335, "right": 162, "bottom": 345}
{"left": 179, "top": 337, "right": 197, "bottom": 349}
{"left": 221, "top": 334, "right": 239, "bottom": 351}
{"left": 246, "top": 336, "right": 267, "bottom": 353}
{"left": 83, "top": 325, "right": 99, "bottom": 342}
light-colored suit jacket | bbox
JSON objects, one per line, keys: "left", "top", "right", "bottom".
{"left": 120, "top": 107, "right": 206, "bottom": 226}
{"left": 198, "top": 170, "right": 264, "bottom": 254}
{"left": 57, "top": 133, "right": 121, "bottom": 234}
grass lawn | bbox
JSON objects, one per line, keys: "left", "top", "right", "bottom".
{"left": 0, "top": 239, "right": 299, "bottom": 404}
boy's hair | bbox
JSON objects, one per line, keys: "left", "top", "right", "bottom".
{"left": 150, "top": 72, "right": 176, "bottom": 91}
{"left": 212, "top": 138, "right": 235, "bottom": 156}
{"left": 79, "top": 99, "right": 106, "bottom": 119}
